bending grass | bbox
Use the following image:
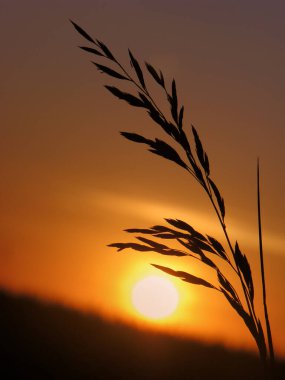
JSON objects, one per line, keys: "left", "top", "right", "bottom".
{"left": 71, "top": 20, "right": 275, "bottom": 378}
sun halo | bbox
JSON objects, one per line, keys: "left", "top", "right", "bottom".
{"left": 131, "top": 275, "right": 179, "bottom": 320}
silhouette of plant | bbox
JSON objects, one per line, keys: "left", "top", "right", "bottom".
{"left": 71, "top": 21, "right": 275, "bottom": 377}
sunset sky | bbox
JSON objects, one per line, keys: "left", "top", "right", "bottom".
{"left": 1, "top": 1, "right": 285, "bottom": 357}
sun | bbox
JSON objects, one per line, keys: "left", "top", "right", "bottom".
{"left": 131, "top": 275, "right": 179, "bottom": 320}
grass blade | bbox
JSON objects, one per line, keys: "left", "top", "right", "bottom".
{"left": 257, "top": 159, "right": 275, "bottom": 370}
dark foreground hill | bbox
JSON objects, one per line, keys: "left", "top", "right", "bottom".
{"left": 0, "top": 290, "right": 283, "bottom": 379}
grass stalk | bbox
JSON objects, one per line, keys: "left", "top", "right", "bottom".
{"left": 257, "top": 160, "right": 275, "bottom": 375}
{"left": 207, "top": 188, "right": 267, "bottom": 365}
{"left": 71, "top": 20, "right": 275, "bottom": 377}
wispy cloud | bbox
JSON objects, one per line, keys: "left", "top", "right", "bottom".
{"left": 93, "top": 191, "right": 285, "bottom": 257}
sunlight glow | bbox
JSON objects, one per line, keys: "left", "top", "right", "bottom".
{"left": 131, "top": 275, "right": 179, "bottom": 320}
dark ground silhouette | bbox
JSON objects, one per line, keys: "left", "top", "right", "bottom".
{"left": 0, "top": 290, "right": 284, "bottom": 379}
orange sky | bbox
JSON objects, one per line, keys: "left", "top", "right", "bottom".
{"left": 1, "top": 1, "right": 285, "bottom": 357}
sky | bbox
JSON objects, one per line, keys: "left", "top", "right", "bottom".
{"left": 1, "top": 0, "right": 285, "bottom": 357}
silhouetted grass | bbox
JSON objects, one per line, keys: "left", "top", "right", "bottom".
{"left": 1, "top": 290, "right": 284, "bottom": 379}
{"left": 71, "top": 21, "right": 276, "bottom": 378}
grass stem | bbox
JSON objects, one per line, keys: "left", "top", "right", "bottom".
{"left": 257, "top": 159, "right": 275, "bottom": 375}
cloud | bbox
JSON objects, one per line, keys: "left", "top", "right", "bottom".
{"left": 94, "top": 191, "right": 285, "bottom": 257}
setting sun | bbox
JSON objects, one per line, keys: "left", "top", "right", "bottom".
{"left": 131, "top": 276, "right": 179, "bottom": 320}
